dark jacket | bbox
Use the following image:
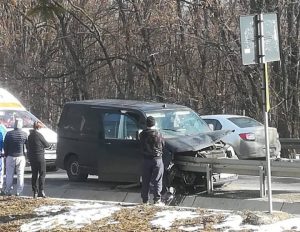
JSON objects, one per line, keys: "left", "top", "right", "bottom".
{"left": 27, "top": 129, "right": 50, "bottom": 159}
{"left": 140, "top": 128, "right": 165, "bottom": 159}
{"left": 4, "top": 128, "right": 28, "bottom": 157}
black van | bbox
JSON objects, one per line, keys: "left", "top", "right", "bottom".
{"left": 56, "top": 99, "right": 237, "bottom": 188}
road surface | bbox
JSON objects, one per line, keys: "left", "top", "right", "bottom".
{"left": 21, "top": 169, "right": 300, "bottom": 202}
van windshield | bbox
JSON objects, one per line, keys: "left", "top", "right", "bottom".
{"left": 146, "top": 109, "right": 210, "bottom": 135}
{"left": 0, "top": 110, "right": 40, "bottom": 129}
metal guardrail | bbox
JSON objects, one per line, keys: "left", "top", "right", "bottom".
{"left": 174, "top": 157, "right": 300, "bottom": 197}
{"left": 279, "top": 138, "right": 300, "bottom": 149}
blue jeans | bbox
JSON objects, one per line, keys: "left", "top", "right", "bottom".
{"left": 141, "top": 158, "right": 164, "bottom": 203}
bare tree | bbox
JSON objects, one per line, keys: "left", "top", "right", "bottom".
{"left": 0, "top": 0, "right": 299, "bottom": 142}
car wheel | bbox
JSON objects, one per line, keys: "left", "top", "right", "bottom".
{"left": 66, "top": 156, "right": 88, "bottom": 182}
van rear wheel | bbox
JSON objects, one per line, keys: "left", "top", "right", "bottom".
{"left": 66, "top": 156, "right": 88, "bottom": 182}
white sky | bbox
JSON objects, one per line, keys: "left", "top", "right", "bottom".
{"left": 20, "top": 201, "right": 300, "bottom": 232}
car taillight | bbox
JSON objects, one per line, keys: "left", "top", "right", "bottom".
{"left": 239, "top": 133, "right": 255, "bottom": 141}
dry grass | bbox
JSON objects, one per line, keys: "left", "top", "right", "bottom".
{"left": 0, "top": 196, "right": 69, "bottom": 232}
{"left": 70, "top": 205, "right": 162, "bottom": 232}
{"left": 0, "top": 196, "right": 224, "bottom": 232}
{"left": 58, "top": 206, "right": 224, "bottom": 232}
{"left": 242, "top": 210, "right": 290, "bottom": 225}
{"left": 0, "top": 196, "right": 294, "bottom": 232}
{"left": 172, "top": 208, "right": 226, "bottom": 231}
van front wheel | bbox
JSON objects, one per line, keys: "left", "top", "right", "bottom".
{"left": 66, "top": 156, "right": 88, "bottom": 182}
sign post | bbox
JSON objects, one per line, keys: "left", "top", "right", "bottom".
{"left": 240, "top": 13, "right": 280, "bottom": 213}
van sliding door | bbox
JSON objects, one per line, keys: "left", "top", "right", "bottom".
{"left": 98, "top": 111, "right": 142, "bottom": 182}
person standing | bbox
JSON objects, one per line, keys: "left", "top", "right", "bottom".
{"left": 0, "top": 122, "right": 7, "bottom": 194}
{"left": 140, "top": 116, "right": 165, "bottom": 205}
{"left": 4, "top": 118, "right": 28, "bottom": 196}
{"left": 27, "top": 121, "right": 49, "bottom": 198}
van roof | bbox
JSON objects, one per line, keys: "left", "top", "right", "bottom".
{"left": 0, "top": 88, "right": 26, "bottom": 110}
{"left": 66, "top": 99, "right": 188, "bottom": 112}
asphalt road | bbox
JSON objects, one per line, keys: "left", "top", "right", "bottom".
{"left": 22, "top": 169, "right": 300, "bottom": 200}
{"left": 16, "top": 169, "right": 300, "bottom": 213}
{"left": 24, "top": 169, "right": 140, "bottom": 193}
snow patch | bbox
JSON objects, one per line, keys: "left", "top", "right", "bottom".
{"left": 20, "top": 203, "right": 121, "bottom": 232}
{"left": 151, "top": 210, "right": 198, "bottom": 230}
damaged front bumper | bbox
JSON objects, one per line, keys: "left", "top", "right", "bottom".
{"left": 163, "top": 129, "right": 239, "bottom": 191}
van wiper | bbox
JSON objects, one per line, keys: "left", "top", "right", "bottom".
{"left": 162, "top": 128, "right": 179, "bottom": 132}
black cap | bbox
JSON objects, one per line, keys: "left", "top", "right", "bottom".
{"left": 146, "top": 116, "right": 155, "bottom": 127}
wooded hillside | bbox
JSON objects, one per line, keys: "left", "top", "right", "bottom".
{"left": 0, "top": 0, "right": 299, "bottom": 140}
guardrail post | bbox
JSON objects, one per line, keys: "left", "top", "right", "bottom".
{"left": 206, "top": 164, "right": 213, "bottom": 194}
{"left": 259, "top": 166, "right": 266, "bottom": 197}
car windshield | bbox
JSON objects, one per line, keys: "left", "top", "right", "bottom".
{"left": 0, "top": 110, "right": 40, "bottom": 129}
{"left": 146, "top": 109, "right": 210, "bottom": 135}
{"left": 228, "top": 117, "right": 263, "bottom": 128}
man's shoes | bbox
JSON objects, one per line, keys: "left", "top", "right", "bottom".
{"left": 142, "top": 199, "right": 149, "bottom": 205}
{"left": 164, "top": 187, "right": 175, "bottom": 204}
{"left": 38, "top": 190, "right": 46, "bottom": 198}
{"left": 154, "top": 199, "right": 165, "bottom": 206}
{"left": 15, "top": 193, "right": 20, "bottom": 196}
{"left": 33, "top": 191, "right": 38, "bottom": 198}
{"left": 168, "top": 187, "right": 175, "bottom": 195}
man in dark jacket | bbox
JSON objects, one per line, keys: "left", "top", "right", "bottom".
{"left": 140, "top": 116, "right": 165, "bottom": 205}
{"left": 4, "top": 118, "right": 27, "bottom": 196}
{"left": 27, "top": 121, "right": 50, "bottom": 198}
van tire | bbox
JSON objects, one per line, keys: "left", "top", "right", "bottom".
{"left": 66, "top": 156, "right": 88, "bottom": 182}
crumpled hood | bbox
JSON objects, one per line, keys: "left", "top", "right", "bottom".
{"left": 164, "top": 129, "right": 233, "bottom": 153}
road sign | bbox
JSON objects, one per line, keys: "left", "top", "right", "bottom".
{"left": 240, "top": 15, "right": 257, "bottom": 65}
{"left": 263, "top": 13, "right": 280, "bottom": 62}
{"left": 240, "top": 13, "right": 280, "bottom": 65}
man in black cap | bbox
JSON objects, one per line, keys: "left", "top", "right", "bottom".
{"left": 140, "top": 116, "right": 165, "bottom": 205}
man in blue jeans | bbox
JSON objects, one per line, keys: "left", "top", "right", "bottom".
{"left": 0, "top": 122, "right": 6, "bottom": 194}
{"left": 140, "top": 116, "right": 165, "bottom": 205}
{"left": 4, "top": 118, "right": 27, "bottom": 196}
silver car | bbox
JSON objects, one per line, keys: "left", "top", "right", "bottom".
{"left": 201, "top": 114, "right": 281, "bottom": 160}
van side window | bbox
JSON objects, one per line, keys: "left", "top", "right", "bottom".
{"left": 63, "top": 107, "right": 83, "bottom": 132}
{"left": 124, "top": 115, "right": 139, "bottom": 140}
{"left": 81, "top": 111, "right": 99, "bottom": 135}
{"left": 103, "top": 113, "right": 120, "bottom": 139}
{"left": 103, "top": 112, "right": 139, "bottom": 140}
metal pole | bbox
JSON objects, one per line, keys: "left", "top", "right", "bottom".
{"left": 263, "top": 90, "right": 273, "bottom": 213}
{"left": 206, "top": 164, "right": 213, "bottom": 194}
{"left": 258, "top": 13, "right": 273, "bottom": 213}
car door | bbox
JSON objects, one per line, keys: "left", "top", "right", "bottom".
{"left": 203, "top": 117, "right": 239, "bottom": 148}
{"left": 98, "top": 110, "right": 143, "bottom": 182}
{"left": 76, "top": 107, "right": 102, "bottom": 174}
